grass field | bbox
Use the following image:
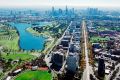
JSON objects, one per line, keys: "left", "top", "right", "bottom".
{"left": 90, "top": 36, "right": 110, "bottom": 42}
{"left": 0, "top": 36, "right": 19, "bottom": 50}
{"left": 2, "top": 53, "right": 36, "bottom": 60}
{"left": 0, "top": 28, "right": 19, "bottom": 51}
{"left": 96, "top": 27, "right": 109, "bottom": 31}
{"left": 15, "top": 70, "right": 52, "bottom": 80}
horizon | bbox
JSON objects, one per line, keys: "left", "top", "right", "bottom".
{"left": 0, "top": 6, "right": 120, "bottom": 11}
{"left": 0, "top": 0, "right": 120, "bottom": 8}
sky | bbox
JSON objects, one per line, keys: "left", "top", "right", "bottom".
{"left": 0, "top": 0, "right": 120, "bottom": 8}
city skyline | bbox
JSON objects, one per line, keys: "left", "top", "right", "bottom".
{"left": 1, "top": 0, "right": 120, "bottom": 80}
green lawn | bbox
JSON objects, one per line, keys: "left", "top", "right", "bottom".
{"left": 0, "top": 29, "right": 19, "bottom": 51}
{"left": 0, "top": 37, "right": 19, "bottom": 50}
{"left": 96, "top": 27, "right": 109, "bottom": 31}
{"left": 2, "top": 53, "right": 36, "bottom": 60}
{"left": 15, "top": 70, "right": 52, "bottom": 80}
{"left": 90, "top": 36, "right": 110, "bottom": 42}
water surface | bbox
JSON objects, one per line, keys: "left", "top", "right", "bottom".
{"left": 9, "top": 22, "right": 50, "bottom": 50}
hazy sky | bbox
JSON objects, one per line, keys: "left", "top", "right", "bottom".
{"left": 0, "top": 0, "right": 120, "bottom": 8}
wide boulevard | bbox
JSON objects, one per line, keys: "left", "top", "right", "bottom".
{"left": 82, "top": 20, "right": 90, "bottom": 80}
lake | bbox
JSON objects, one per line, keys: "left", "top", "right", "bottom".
{"left": 9, "top": 22, "right": 50, "bottom": 50}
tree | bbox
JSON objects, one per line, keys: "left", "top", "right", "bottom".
{"left": 7, "top": 58, "right": 13, "bottom": 68}
{"left": 18, "top": 58, "right": 22, "bottom": 64}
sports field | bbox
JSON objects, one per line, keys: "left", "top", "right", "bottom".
{"left": 15, "top": 70, "right": 52, "bottom": 80}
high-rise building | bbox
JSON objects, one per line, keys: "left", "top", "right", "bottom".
{"left": 50, "top": 51, "right": 64, "bottom": 71}
{"left": 52, "top": 6, "right": 55, "bottom": 16}
{"left": 65, "top": 6, "right": 68, "bottom": 15}
{"left": 58, "top": 8, "right": 62, "bottom": 15}
{"left": 72, "top": 8, "right": 74, "bottom": 14}
{"left": 10, "top": 10, "right": 13, "bottom": 15}
{"left": 87, "top": 8, "right": 100, "bottom": 16}
{"left": 98, "top": 58, "right": 105, "bottom": 78}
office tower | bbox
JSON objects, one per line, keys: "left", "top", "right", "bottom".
{"left": 98, "top": 58, "right": 105, "bottom": 78}
{"left": 65, "top": 6, "right": 68, "bottom": 15}
{"left": 52, "top": 6, "right": 55, "bottom": 16}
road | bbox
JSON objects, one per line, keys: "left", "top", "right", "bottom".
{"left": 56, "top": 21, "right": 73, "bottom": 46}
{"left": 60, "top": 32, "right": 74, "bottom": 73}
{"left": 58, "top": 21, "right": 73, "bottom": 73}
{"left": 82, "top": 20, "right": 90, "bottom": 80}
{"left": 45, "top": 21, "right": 72, "bottom": 68}
{"left": 48, "top": 21, "right": 72, "bottom": 54}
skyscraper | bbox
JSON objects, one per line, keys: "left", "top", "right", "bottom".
{"left": 65, "top": 6, "right": 68, "bottom": 15}
{"left": 98, "top": 58, "right": 105, "bottom": 78}
{"left": 58, "top": 8, "right": 62, "bottom": 15}
{"left": 72, "top": 8, "right": 74, "bottom": 14}
{"left": 52, "top": 6, "right": 55, "bottom": 16}
{"left": 87, "top": 8, "right": 100, "bottom": 16}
